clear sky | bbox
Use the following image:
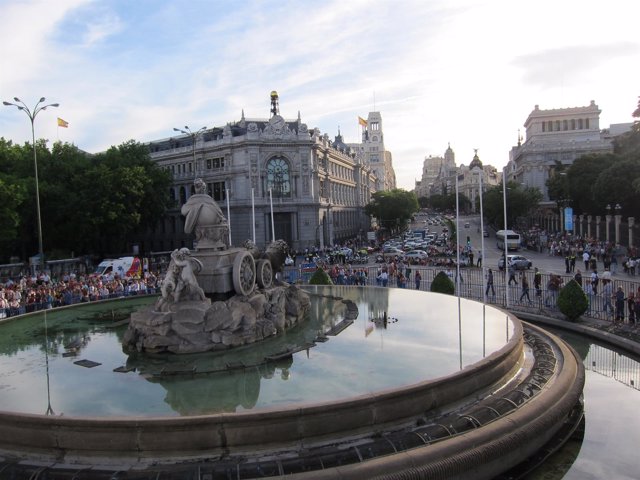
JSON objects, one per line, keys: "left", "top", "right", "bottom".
{"left": 1, "top": 0, "right": 639, "bottom": 190}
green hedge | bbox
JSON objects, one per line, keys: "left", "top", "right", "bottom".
{"left": 309, "top": 268, "right": 333, "bottom": 285}
{"left": 430, "top": 271, "right": 455, "bottom": 295}
{"left": 557, "top": 279, "right": 588, "bottom": 321}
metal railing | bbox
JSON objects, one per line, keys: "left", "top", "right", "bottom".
{"left": 284, "top": 263, "right": 640, "bottom": 324}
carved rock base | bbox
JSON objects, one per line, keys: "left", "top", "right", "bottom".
{"left": 123, "top": 285, "right": 310, "bottom": 354}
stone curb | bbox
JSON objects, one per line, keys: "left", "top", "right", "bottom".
{"left": 514, "top": 311, "right": 640, "bottom": 357}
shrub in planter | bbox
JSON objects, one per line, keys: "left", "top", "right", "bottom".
{"left": 557, "top": 279, "right": 588, "bottom": 321}
{"left": 309, "top": 267, "right": 333, "bottom": 285}
{"left": 430, "top": 271, "right": 455, "bottom": 295}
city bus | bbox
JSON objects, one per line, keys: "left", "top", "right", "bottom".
{"left": 495, "top": 230, "right": 521, "bottom": 251}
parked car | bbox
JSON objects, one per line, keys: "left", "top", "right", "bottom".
{"left": 382, "top": 247, "right": 404, "bottom": 257}
{"left": 498, "top": 255, "right": 532, "bottom": 271}
{"left": 403, "top": 250, "right": 429, "bottom": 262}
{"left": 483, "top": 229, "right": 490, "bottom": 237}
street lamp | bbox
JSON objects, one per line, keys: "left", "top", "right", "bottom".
{"left": 3, "top": 97, "right": 59, "bottom": 274}
{"left": 502, "top": 169, "right": 509, "bottom": 308}
{"left": 173, "top": 125, "right": 207, "bottom": 178}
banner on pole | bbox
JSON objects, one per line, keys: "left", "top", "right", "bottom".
{"left": 564, "top": 207, "right": 573, "bottom": 231}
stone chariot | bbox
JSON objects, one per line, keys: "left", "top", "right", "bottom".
{"left": 178, "top": 178, "right": 285, "bottom": 298}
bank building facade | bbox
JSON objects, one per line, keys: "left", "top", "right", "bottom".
{"left": 140, "top": 92, "right": 387, "bottom": 255}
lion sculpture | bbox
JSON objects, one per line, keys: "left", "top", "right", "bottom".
{"left": 243, "top": 239, "right": 290, "bottom": 275}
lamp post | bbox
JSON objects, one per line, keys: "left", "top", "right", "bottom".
{"left": 173, "top": 125, "right": 207, "bottom": 178}
{"left": 3, "top": 97, "right": 59, "bottom": 274}
{"left": 502, "top": 169, "right": 509, "bottom": 308}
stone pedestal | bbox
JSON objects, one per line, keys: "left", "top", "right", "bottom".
{"left": 194, "top": 248, "right": 240, "bottom": 295}
{"left": 122, "top": 284, "right": 310, "bottom": 354}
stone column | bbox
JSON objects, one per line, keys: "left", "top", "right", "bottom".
{"left": 629, "top": 217, "right": 635, "bottom": 248}
{"left": 596, "top": 216, "right": 601, "bottom": 241}
{"left": 587, "top": 215, "right": 592, "bottom": 239}
{"left": 615, "top": 214, "right": 622, "bottom": 245}
{"left": 605, "top": 214, "right": 612, "bottom": 243}
{"left": 572, "top": 215, "right": 577, "bottom": 235}
{"left": 579, "top": 214, "right": 584, "bottom": 237}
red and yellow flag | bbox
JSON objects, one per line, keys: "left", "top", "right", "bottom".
{"left": 57, "top": 117, "right": 69, "bottom": 128}
{"left": 358, "top": 116, "right": 367, "bottom": 127}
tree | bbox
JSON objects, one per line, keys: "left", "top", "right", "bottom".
{"left": 592, "top": 158, "right": 640, "bottom": 218}
{"left": 0, "top": 138, "right": 171, "bottom": 262}
{"left": 482, "top": 181, "right": 542, "bottom": 229}
{"left": 562, "top": 153, "right": 617, "bottom": 215}
{"left": 365, "top": 189, "right": 419, "bottom": 233}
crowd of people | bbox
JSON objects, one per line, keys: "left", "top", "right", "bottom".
{"left": 0, "top": 271, "right": 161, "bottom": 318}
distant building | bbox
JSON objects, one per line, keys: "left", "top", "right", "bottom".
{"left": 457, "top": 151, "right": 499, "bottom": 213}
{"left": 139, "top": 92, "right": 381, "bottom": 254}
{"left": 428, "top": 144, "right": 457, "bottom": 196}
{"left": 414, "top": 154, "right": 446, "bottom": 198}
{"left": 507, "top": 100, "right": 632, "bottom": 201}
{"left": 415, "top": 145, "right": 499, "bottom": 211}
{"left": 348, "top": 112, "right": 396, "bottom": 191}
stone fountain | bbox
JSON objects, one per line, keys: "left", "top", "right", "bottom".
{"left": 123, "top": 178, "right": 310, "bottom": 354}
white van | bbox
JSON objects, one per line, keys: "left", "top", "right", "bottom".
{"left": 94, "top": 257, "right": 142, "bottom": 278}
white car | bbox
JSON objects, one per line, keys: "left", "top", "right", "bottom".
{"left": 498, "top": 255, "right": 532, "bottom": 271}
{"left": 403, "top": 250, "right": 429, "bottom": 262}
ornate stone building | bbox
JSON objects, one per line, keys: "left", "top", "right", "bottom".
{"left": 507, "top": 100, "right": 631, "bottom": 201}
{"left": 457, "top": 151, "right": 499, "bottom": 213}
{"left": 139, "top": 92, "right": 379, "bottom": 254}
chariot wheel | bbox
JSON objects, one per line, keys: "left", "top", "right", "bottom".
{"left": 233, "top": 251, "right": 256, "bottom": 296}
{"left": 256, "top": 259, "right": 273, "bottom": 289}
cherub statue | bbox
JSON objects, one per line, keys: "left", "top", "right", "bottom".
{"left": 158, "top": 248, "right": 206, "bottom": 310}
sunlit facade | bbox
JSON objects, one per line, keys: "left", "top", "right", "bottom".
{"left": 139, "top": 93, "right": 380, "bottom": 253}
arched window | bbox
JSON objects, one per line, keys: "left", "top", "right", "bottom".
{"left": 179, "top": 186, "right": 187, "bottom": 204}
{"left": 266, "top": 157, "right": 291, "bottom": 197}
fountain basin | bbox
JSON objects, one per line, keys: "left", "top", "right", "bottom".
{"left": 0, "top": 287, "right": 584, "bottom": 479}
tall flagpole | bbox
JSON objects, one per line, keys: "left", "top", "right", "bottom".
{"left": 226, "top": 188, "right": 231, "bottom": 245}
{"left": 251, "top": 188, "right": 256, "bottom": 243}
{"left": 269, "top": 188, "right": 275, "bottom": 243}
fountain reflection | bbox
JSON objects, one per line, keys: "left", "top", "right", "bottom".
{"left": 0, "top": 287, "right": 515, "bottom": 417}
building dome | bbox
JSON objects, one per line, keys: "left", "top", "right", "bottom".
{"left": 469, "top": 150, "right": 483, "bottom": 170}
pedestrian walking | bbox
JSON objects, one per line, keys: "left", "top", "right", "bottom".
{"left": 602, "top": 280, "right": 614, "bottom": 318}
{"left": 583, "top": 250, "right": 590, "bottom": 271}
{"left": 615, "top": 285, "right": 625, "bottom": 322}
{"left": 414, "top": 270, "right": 422, "bottom": 290}
{"left": 519, "top": 272, "right": 531, "bottom": 303}
{"left": 485, "top": 268, "right": 495, "bottom": 297}
{"left": 508, "top": 264, "right": 518, "bottom": 285}
{"left": 534, "top": 267, "right": 542, "bottom": 298}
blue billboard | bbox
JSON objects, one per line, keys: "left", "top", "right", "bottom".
{"left": 564, "top": 207, "right": 573, "bottom": 231}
